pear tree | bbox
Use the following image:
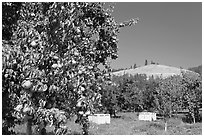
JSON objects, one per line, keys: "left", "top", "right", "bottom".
{"left": 181, "top": 72, "right": 202, "bottom": 124}
{"left": 154, "top": 75, "right": 183, "bottom": 131}
{"left": 2, "top": 2, "right": 138, "bottom": 135}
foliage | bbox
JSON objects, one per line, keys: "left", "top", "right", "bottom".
{"left": 181, "top": 71, "right": 202, "bottom": 123}
{"left": 154, "top": 76, "right": 183, "bottom": 118}
{"left": 153, "top": 75, "right": 183, "bottom": 131}
{"left": 145, "top": 59, "right": 148, "bottom": 66}
{"left": 2, "top": 40, "right": 22, "bottom": 134}
{"left": 133, "top": 63, "right": 137, "bottom": 69}
{"left": 100, "top": 84, "right": 119, "bottom": 116}
{"left": 103, "top": 71, "right": 201, "bottom": 127}
{"left": 2, "top": 2, "right": 22, "bottom": 41}
{"left": 2, "top": 2, "right": 138, "bottom": 135}
{"left": 142, "top": 77, "right": 159, "bottom": 111}
{"left": 102, "top": 74, "right": 157, "bottom": 112}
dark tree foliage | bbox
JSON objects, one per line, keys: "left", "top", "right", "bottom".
{"left": 133, "top": 63, "right": 137, "bottom": 69}
{"left": 102, "top": 74, "right": 157, "bottom": 113}
{"left": 145, "top": 59, "right": 148, "bottom": 66}
{"left": 102, "top": 71, "right": 201, "bottom": 128}
{"left": 2, "top": 2, "right": 22, "bottom": 40}
{"left": 100, "top": 85, "right": 119, "bottom": 117}
{"left": 181, "top": 71, "right": 202, "bottom": 123}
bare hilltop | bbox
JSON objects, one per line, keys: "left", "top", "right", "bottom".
{"left": 112, "top": 64, "right": 200, "bottom": 78}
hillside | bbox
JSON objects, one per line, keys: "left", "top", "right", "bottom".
{"left": 188, "top": 65, "right": 202, "bottom": 75}
{"left": 112, "top": 64, "right": 199, "bottom": 78}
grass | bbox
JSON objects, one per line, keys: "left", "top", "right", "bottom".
{"left": 12, "top": 112, "right": 202, "bottom": 135}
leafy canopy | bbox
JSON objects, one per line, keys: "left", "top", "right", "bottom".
{"left": 2, "top": 2, "right": 138, "bottom": 134}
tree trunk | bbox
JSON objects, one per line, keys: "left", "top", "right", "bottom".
{"left": 39, "top": 128, "right": 47, "bottom": 135}
{"left": 26, "top": 118, "right": 32, "bottom": 135}
{"left": 82, "top": 116, "right": 89, "bottom": 135}
{"left": 38, "top": 121, "right": 47, "bottom": 135}
{"left": 192, "top": 113, "right": 195, "bottom": 124}
{"left": 164, "top": 116, "right": 168, "bottom": 132}
{"left": 164, "top": 122, "right": 167, "bottom": 131}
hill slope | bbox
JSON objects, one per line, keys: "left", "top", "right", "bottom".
{"left": 188, "top": 65, "right": 202, "bottom": 75}
{"left": 112, "top": 64, "right": 199, "bottom": 78}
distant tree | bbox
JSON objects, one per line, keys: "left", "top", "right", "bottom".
{"left": 130, "top": 74, "right": 148, "bottom": 111}
{"left": 100, "top": 85, "right": 118, "bottom": 117}
{"left": 111, "top": 74, "right": 148, "bottom": 112}
{"left": 150, "top": 60, "right": 155, "bottom": 64}
{"left": 154, "top": 75, "right": 183, "bottom": 131}
{"left": 133, "top": 63, "right": 137, "bottom": 69}
{"left": 143, "top": 77, "right": 159, "bottom": 111}
{"left": 181, "top": 71, "right": 202, "bottom": 123}
{"left": 145, "top": 59, "right": 148, "bottom": 66}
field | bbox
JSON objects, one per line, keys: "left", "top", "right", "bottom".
{"left": 13, "top": 112, "right": 202, "bottom": 135}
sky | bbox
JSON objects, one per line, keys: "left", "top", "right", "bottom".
{"left": 108, "top": 2, "right": 202, "bottom": 69}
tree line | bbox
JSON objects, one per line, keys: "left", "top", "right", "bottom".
{"left": 100, "top": 72, "right": 202, "bottom": 130}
